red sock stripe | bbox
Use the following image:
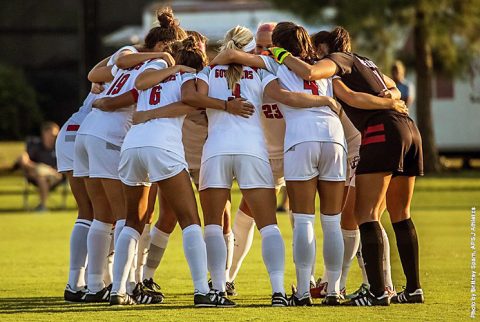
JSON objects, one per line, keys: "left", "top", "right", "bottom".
{"left": 362, "top": 134, "right": 386, "bottom": 145}
{"left": 66, "top": 124, "right": 80, "bottom": 131}
{"left": 365, "top": 123, "right": 385, "bottom": 134}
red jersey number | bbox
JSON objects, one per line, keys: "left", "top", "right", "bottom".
{"left": 304, "top": 80, "right": 319, "bottom": 96}
{"left": 149, "top": 85, "right": 162, "bottom": 105}
{"left": 228, "top": 83, "right": 241, "bottom": 100}
{"left": 262, "top": 103, "right": 283, "bottom": 119}
{"left": 107, "top": 73, "right": 130, "bottom": 96}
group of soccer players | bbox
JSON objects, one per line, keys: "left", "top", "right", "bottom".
{"left": 56, "top": 7, "right": 425, "bottom": 307}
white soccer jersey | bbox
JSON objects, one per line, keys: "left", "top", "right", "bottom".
{"left": 260, "top": 56, "right": 346, "bottom": 152}
{"left": 197, "top": 64, "right": 277, "bottom": 163}
{"left": 69, "top": 46, "right": 136, "bottom": 125}
{"left": 78, "top": 47, "right": 144, "bottom": 147}
{"left": 122, "top": 59, "right": 195, "bottom": 159}
{"left": 260, "top": 95, "right": 285, "bottom": 160}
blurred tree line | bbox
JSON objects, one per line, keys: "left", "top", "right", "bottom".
{"left": 270, "top": 0, "right": 480, "bottom": 173}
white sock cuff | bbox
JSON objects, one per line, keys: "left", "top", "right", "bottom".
{"left": 183, "top": 224, "right": 202, "bottom": 235}
{"left": 380, "top": 227, "right": 389, "bottom": 238}
{"left": 122, "top": 226, "right": 141, "bottom": 240}
{"left": 320, "top": 213, "right": 341, "bottom": 223}
{"left": 293, "top": 213, "right": 315, "bottom": 224}
{"left": 91, "top": 220, "right": 113, "bottom": 233}
{"left": 259, "top": 224, "right": 281, "bottom": 238}
{"left": 341, "top": 228, "right": 360, "bottom": 238}
{"left": 235, "top": 209, "right": 255, "bottom": 226}
{"left": 75, "top": 219, "right": 92, "bottom": 227}
{"left": 204, "top": 224, "right": 223, "bottom": 237}
{"left": 150, "top": 226, "right": 170, "bottom": 247}
{"left": 116, "top": 219, "right": 126, "bottom": 227}
{"left": 224, "top": 231, "right": 234, "bottom": 239}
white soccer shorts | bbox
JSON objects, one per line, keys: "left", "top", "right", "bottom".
{"left": 119, "top": 147, "right": 188, "bottom": 186}
{"left": 199, "top": 155, "right": 275, "bottom": 191}
{"left": 284, "top": 141, "right": 346, "bottom": 182}
{"left": 56, "top": 122, "right": 79, "bottom": 173}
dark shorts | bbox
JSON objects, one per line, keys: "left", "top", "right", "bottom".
{"left": 356, "top": 114, "right": 424, "bottom": 176}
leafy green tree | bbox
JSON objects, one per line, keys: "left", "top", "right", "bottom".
{"left": 0, "top": 65, "right": 43, "bottom": 140}
{"left": 270, "top": 0, "right": 480, "bottom": 173}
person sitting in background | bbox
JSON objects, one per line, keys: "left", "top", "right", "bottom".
{"left": 391, "top": 60, "right": 415, "bottom": 108}
{"left": 14, "top": 121, "right": 62, "bottom": 211}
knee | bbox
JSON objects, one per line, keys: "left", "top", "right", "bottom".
{"left": 388, "top": 206, "right": 410, "bottom": 223}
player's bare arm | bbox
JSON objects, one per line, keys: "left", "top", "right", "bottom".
{"left": 282, "top": 55, "right": 337, "bottom": 81}
{"left": 116, "top": 51, "right": 175, "bottom": 69}
{"left": 92, "top": 89, "right": 137, "bottom": 112}
{"left": 182, "top": 79, "right": 254, "bottom": 118}
{"left": 210, "top": 49, "right": 266, "bottom": 69}
{"left": 87, "top": 56, "right": 114, "bottom": 83}
{"left": 132, "top": 102, "right": 196, "bottom": 125}
{"left": 333, "top": 78, "right": 407, "bottom": 114}
{"left": 135, "top": 65, "right": 196, "bottom": 90}
{"left": 264, "top": 79, "right": 341, "bottom": 113}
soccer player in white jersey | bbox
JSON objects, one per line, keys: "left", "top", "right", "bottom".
{"left": 211, "top": 23, "right": 347, "bottom": 306}
{"left": 73, "top": 8, "right": 186, "bottom": 303}
{"left": 193, "top": 25, "right": 344, "bottom": 307}
{"left": 110, "top": 37, "right": 229, "bottom": 307}
{"left": 58, "top": 49, "right": 138, "bottom": 302}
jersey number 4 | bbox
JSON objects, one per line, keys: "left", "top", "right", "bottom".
{"left": 149, "top": 85, "right": 162, "bottom": 105}
{"left": 262, "top": 103, "right": 283, "bottom": 119}
{"left": 304, "top": 80, "right": 319, "bottom": 95}
{"left": 107, "top": 73, "right": 130, "bottom": 96}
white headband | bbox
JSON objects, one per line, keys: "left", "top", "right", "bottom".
{"left": 243, "top": 39, "right": 256, "bottom": 52}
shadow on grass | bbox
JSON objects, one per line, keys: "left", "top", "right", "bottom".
{"left": 0, "top": 207, "right": 76, "bottom": 214}
{"left": 0, "top": 296, "right": 270, "bottom": 314}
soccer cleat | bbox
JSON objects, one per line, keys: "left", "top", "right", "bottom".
{"left": 340, "top": 287, "right": 346, "bottom": 300}
{"left": 342, "top": 289, "right": 390, "bottom": 306}
{"left": 226, "top": 281, "right": 237, "bottom": 296}
{"left": 143, "top": 278, "right": 165, "bottom": 298}
{"left": 64, "top": 284, "right": 87, "bottom": 302}
{"left": 132, "top": 283, "right": 164, "bottom": 304}
{"left": 208, "top": 279, "right": 213, "bottom": 289}
{"left": 110, "top": 293, "right": 137, "bottom": 306}
{"left": 194, "top": 290, "right": 236, "bottom": 308}
{"left": 322, "top": 293, "right": 341, "bottom": 306}
{"left": 271, "top": 292, "right": 289, "bottom": 307}
{"left": 391, "top": 288, "right": 424, "bottom": 304}
{"left": 84, "top": 284, "right": 111, "bottom": 303}
{"left": 345, "top": 283, "right": 369, "bottom": 300}
{"left": 288, "top": 292, "right": 313, "bottom": 306}
{"left": 310, "top": 279, "right": 327, "bottom": 299}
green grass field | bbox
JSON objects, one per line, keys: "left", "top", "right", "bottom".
{"left": 0, "top": 144, "right": 478, "bottom": 321}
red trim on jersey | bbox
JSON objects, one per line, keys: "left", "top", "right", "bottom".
{"left": 209, "top": 64, "right": 217, "bottom": 68}
{"left": 365, "top": 123, "right": 385, "bottom": 134}
{"left": 66, "top": 124, "right": 80, "bottom": 131}
{"left": 130, "top": 88, "right": 139, "bottom": 102}
{"left": 362, "top": 134, "right": 386, "bottom": 145}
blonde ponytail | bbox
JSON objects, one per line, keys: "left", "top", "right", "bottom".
{"left": 219, "top": 26, "right": 254, "bottom": 90}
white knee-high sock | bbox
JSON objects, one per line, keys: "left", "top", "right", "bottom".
{"left": 68, "top": 219, "right": 91, "bottom": 290}
{"left": 381, "top": 227, "right": 393, "bottom": 290}
{"left": 114, "top": 219, "right": 126, "bottom": 245}
{"left": 126, "top": 243, "right": 138, "bottom": 294}
{"left": 224, "top": 231, "right": 235, "bottom": 280}
{"left": 321, "top": 214, "right": 344, "bottom": 295}
{"left": 112, "top": 227, "right": 139, "bottom": 295}
{"left": 103, "top": 228, "right": 114, "bottom": 286}
{"left": 356, "top": 242, "right": 369, "bottom": 286}
{"left": 340, "top": 229, "right": 360, "bottom": 290}
{"left": 260, "top": 224, "right": 285, "bottom": 294}
{"left": 87, "top": 220, "right": 113, "bottom": 293}
{"left": 204, "top": 224, "right": 227, "bottom": 292}
{"left": 228, "top": 209, "right": 255, "bottom": 282}
{"left": 182, "top": 224, "right": 210, "bottom": 294}
{"left": 293, "top": 213, "right": 315, "bottom": 297}
{"left": 136, "top": 224, "right": 151, "bottom": 282}
{"left": 143, "top": 226, "right": 170, "bottom": 280}
{"left": 311, "top": 235, "right": 317, "bottom": 285}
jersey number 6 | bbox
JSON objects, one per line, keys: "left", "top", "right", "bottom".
{"left": 149, "top": 85, "right": 162, "bottom": 105}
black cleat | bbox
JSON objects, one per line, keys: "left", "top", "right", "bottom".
{"left": 288, "top": 293, "right": 313, "bottom": 306}
{"left": 271, "top": 292, "right": 289, "bottom": 307}
{"left": 343, "top": 289, "right": 390, "bottom": 306}
{"left": 226, "top": 281, "right": 237, "bottom": 296}
{"left": 391, "top": 288, "right": 424, "bottom": 304}
{"left": 194, "top": 290, "right": 236, "bottom": 308}
{"left": 84, "top": 284, "right": 111, "bottom": 303}
{"left": 323, "top": 294, "right": 341, "bottom": 306}
{"left": 132, "top": 283, "right": 164, "bottom": 304}
{"left": 64, "top": 284, "right": 87, "bottom": 302}
{"left": 345, "top": 283, "right": 369, "bottom": 300}
{"left": 142, "top": 278, "right": 164, "bottom": 298}
{"left": 110, "top": 293, "right": 137, "bottom": 306}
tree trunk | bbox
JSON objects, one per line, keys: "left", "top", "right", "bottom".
{"left": 414, "top": 7, "right": 441, "bottom": 173}
{"left": 78, "top": 0, "right": 99, "bottom": 100}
